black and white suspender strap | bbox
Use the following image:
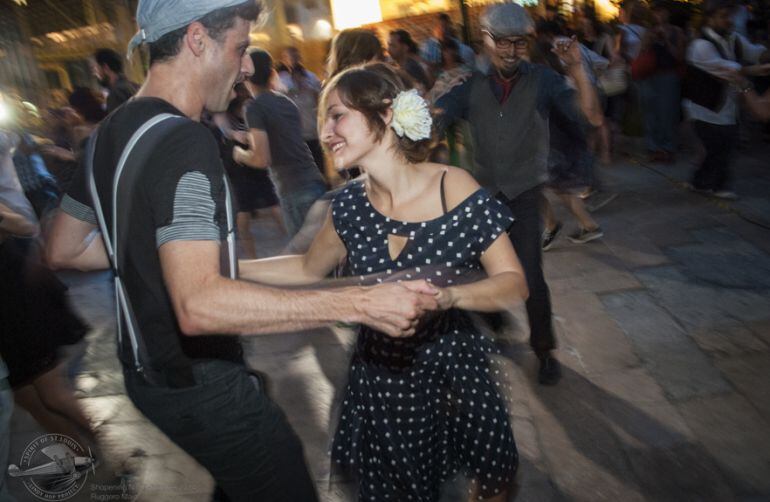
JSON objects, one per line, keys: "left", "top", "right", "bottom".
{"left": 85, "top": 113, "right": 183, "bottom": 373}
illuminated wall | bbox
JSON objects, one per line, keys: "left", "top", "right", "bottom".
{"left": 330, "top": 0, "right": 382, "bottom": 30}
{"left": 380, "top": 0, "right": 451, "bottom": 20}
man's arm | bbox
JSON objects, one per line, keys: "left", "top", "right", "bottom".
{"left": 688, "top": 39, "right": 742, "bottom": 79}
{"left": 159, "top": 240, "right": 439, "bottom": 337}
{"left": 559, "top": 38, "right": 604, "bottom": 128}
{"left": 45, "top": 210, "right": 109, "bottom": 271}
{"left": 736, "top": 33, "right": 769, "bottom": 64}
{"left": 433, "top": 77, "right": 473, "bottom": 136}
{"left": 232, "top": 128, "right": 271, "bottom": 168}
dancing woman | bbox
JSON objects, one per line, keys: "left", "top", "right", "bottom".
{"left": 240, "top": 63, "right": 527, "bottom": 501}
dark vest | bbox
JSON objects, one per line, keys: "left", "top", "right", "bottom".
{"left": 682, "top": 30, "right": 744, "bottom": 112}
{"left": 467, "top": 65, "right": 550, "bottom": 199}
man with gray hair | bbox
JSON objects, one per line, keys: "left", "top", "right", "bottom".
{"left": 46, "top": 0, "right": 439, "bottom": 499}
{"left": 436, "top": 2, "right": 603, "bottom": 386}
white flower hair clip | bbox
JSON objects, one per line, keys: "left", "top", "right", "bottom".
{"left": 390, "top": 89, "right": 432, "bottom": 141}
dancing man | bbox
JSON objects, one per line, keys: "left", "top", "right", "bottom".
{"left": 435, "top": 3, "right": 603, "bottom": 385}
{"left": 45, "top": 1, "right": 438, "bottom": 499}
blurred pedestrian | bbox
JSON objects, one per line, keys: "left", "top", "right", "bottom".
{"left": 92, "top": 48, "right": 140, "bottom": 113}
{"left": 421, "top": 12, "right": 476, "bottom": 73}
{"left": 0, "top": 129, "right": 93, "bottom": 448}
{"left": 67, "top": 87, "right": 106, "bottom": 147}
{"left": 388, "top": 29, "right": 433, "bottom": 93}
{"left": 277, "top": 47, "right": 327, "bottom": 178}
{"left": 532, "top": 21, "right": 604, "bottom": 248}
{"left": 682, "top": 0, "right": 769, "bottom": 199}
{"left": 235, "top": 49, "right": 326, "bottom": 237}
{"left": 636, "top": 2, "right": 686, "bottom": 163}
{"left": 208, "top": 85, "right": 283, "bottom": 258}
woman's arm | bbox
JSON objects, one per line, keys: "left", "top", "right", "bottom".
{"left": 430, "top": 167, "right": 528, "bottom": 312}
{"left": 238, "top": 207, "right": 347, "bottom": 286}
{"left": 435, "top": 234, "right": 528, "bottom": 312}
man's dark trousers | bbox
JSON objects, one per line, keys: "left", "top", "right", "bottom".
{"left": 499, "top": 185, "right": 556, "bottom": 354}
{"left": 124, "top": 360, "right": 318, "bottom": 502}
{"left": 692, "top": 120, "right": 738, "bottom": 192}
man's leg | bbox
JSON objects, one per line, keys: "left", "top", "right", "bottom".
{"left": 503, "top": 186, "right": 560, "bottom": 384}
{"left": 713, "top": 124, "right": 738, "bottom": 192}
{"left": 639, "top": 79, "right": 659, "bottom": 154}
{"left": 657, "top": 73, "right": 680, "bottom": 155}
{"left": 125, "top": 362, "right": 318, "bottom": 502}
{"left": 692, "top": 121, "right": 721, "bottom": 191}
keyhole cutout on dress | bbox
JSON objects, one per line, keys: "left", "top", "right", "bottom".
{"left": 387, "top": 234, "right": 410, "bottom": 261}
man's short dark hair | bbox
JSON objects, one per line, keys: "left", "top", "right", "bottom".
{"left": 390, "top": 29, "right": 418, "bottom": 54}
{"left": 148, "top": 1, "right": 261, "bottom": 65}
{"left": 94, "top": 48, "right": 124, "bottom": 74}
{"left": 248, "top": 49, "right": 273, "bottom": 86}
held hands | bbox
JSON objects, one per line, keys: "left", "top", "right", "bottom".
{"left": 433, "top": 286, "right": 456, "bottom": 311}
{"left": 353, "top": 280, "right": 440, "bottom": 338}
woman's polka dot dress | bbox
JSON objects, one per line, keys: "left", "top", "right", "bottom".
{"left": 330, "top": 180, "right": 518, "bottom": 501}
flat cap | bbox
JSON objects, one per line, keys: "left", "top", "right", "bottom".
{"left": 480, "top": 2, "right": 535, "bottom": 38}
{"left": 127, "top": 0, "right": 254, "bottom": 58}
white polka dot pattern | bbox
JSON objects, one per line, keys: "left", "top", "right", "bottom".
{"left": 329, "top": 181, "right": 518, "bottom": 500}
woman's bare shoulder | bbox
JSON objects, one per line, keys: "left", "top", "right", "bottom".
{"left": 422, "top": 164, "right": 482, "bottom": 211}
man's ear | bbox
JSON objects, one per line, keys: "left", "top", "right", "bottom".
{"left": 186, "top": 21, "right": 207, "bottom": 57}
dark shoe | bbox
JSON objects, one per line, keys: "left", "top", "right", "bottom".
{"left": 568, "top": 226, "right": 604, "bottom": 244}
{"left": 538, "top": 354, "right": 562, "bottom": 385}
{"left": 542, "top": 221, "right": 562, "bottom": 251}
{"left": 585, "top": 191, "right": 618, "bottom": 212}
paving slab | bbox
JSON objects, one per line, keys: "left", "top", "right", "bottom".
{"left": 747, "top": 319, "right": 770, "bottom": 347}
{"left": 601, "top": 290, "right": 731, "bottom": 400}
{"left": 714, "top": 353, "right": 770, "bottom": 423}
{"left": 690, "top": 324, "right": 769, "bottom": 359}
{"left": 664, "top": 227, "right": 770, "bottom": 289}
{"left": 524, "top": 368, "right": 646, "bottom": 502}
{"left": 633, "top": 265, "right": 770, "bottom": 330}
{"left": 551, "top": 292, "right": 641, "bottom": 374}
{"left": 591, "top": 369, "right": 694, "bottom": 449}
{"left": 544, "top": 247, "right": 643, "bottom": 295}
{"left": 624, "top": 443, "right": 737, "bottom": 502}
{"left": 676, "top": 394, "right": 770, "bottom": 495}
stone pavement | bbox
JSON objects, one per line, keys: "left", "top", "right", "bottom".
{"left": 6, "top": 140, "right": 770, "bottom": 502}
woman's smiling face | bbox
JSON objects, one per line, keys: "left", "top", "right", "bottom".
{"left": 320, "top": 89, "right": 381, "bottom": 171}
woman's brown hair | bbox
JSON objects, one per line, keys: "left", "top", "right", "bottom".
{"left": 325, "top": 29, "right": 384, "bottom": 79}
{"left": 319, "top": 62, "right": 436, "bottom": 164}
